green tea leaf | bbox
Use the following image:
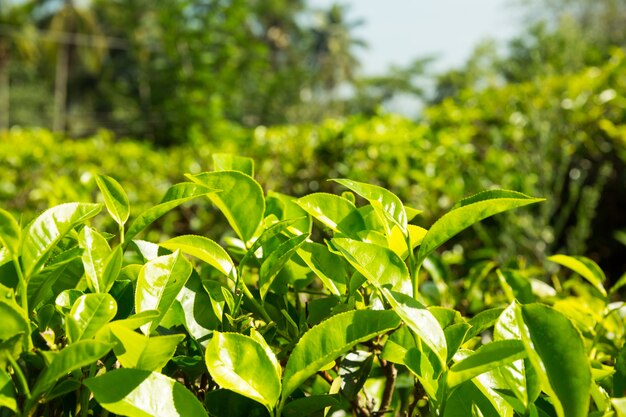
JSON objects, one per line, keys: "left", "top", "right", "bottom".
{"left": 79, "top": 226, "right": 111, "bottom": 293}
{"left": 125, "top": 182, "right": 215, "bottom": 244}
{"left": 465, "top": 308, "right": 505, "bottom": 341}
{"left": 295, "top": 193, "right": 366, "bottom": 237}
{"left": 380, "top": 289, "right": 447, "bottom": 368}
{"left": 212, "top": 153, "right": 254, "bottom": 176}
{"left": 95, "top": 174, "right": 130, "bottom": 226}
{"left": 31, "top": 340, "right": 113, "bottom": 400}
{"left": 0, "top": 369, "right": 17, "bottom": 412}
{"left": 205, "top": 332, "right": 281, "bottom": 411}
{"left": 22, "top": 203, "right": 102, "bottom": 278}
{"left": 614, "top": 342, "right": 626, "bottom": 397}
{"left": 85, "top": 368, "right": 208, "bottom": 417}
{"left": 445, "top": 322, "right": 471, "bottom": 362}
{"left": 111, "top": 324, "right": 184, "bottom": 371}
{"left": 135, "top": 250, "right": 193, "bottom": 334}
{"left": 160, "top": 235, "right": 235, "bottom": 278}
{"left": 332, "top": 179, "right": 408, "bottom": 233}
{"left": 520, "top": 303, "right": 591, "bottom": 417}
{"left": 447, "top": 340, "right": 526, "bottom": 387}
{"left": 297, "top": 241, "right": 347, "bottom": 295}
{"left": 66, "top": 293, "right": 117, "bottom": 343}
{"left": 331, "top": 238, "right": 411, "bottom": 294}
{"left": 0, "top": 298, "right": 28, "bottom": 343}
{"left": 266, "top": 191, "right": 312, "bottom": 236}
{"left": 0, "top": 208, "right": 21, "bottom": 256}
{"left": 282, "top": 395, "right": 340, "bottom": 417}
{"left": 101, "top": 245, "right": 123, "bottom": 293}
{"left": 417, "top": 190, "right": 543, "bottom": 264}
{"left": 548, "top": 254, "right": 607, "bottom": 297}
{"left": 281, "top": 309, "right": 401, "bottom": 402}
{"left": 187, "top": 171, "right": 265, "bottom": 245}
{"left": 259, "top": 233, "right": 308, "bottom": 299}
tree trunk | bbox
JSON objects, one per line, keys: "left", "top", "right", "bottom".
{"left": 53, "top": 38, "right": 69, "bottom": 133}
{"left": 0, "top": 41, "right": 10, "bottom": 131}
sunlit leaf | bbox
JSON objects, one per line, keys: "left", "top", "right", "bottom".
{"left": 281, "top": 309, "right": 401, "bottom": 402}
{"left": 0, "top": 208, "right": 21, "bottom": 256}
{"left": 159, "top": 235, "right": 235, "bottom": 278}
{"left": 206, "top": 332, "right": 281, "bottom": 411}
{"left": 96, "top": 174, "right": 130, "bottom": 226}
{"left": 187, "top": 171, "right": 264, "bottom": 245}
{"left": 111, "top": 324, "right": 184, "bottom": 371}
{"left": 417, "top": 190, "right": 543, "bottom": 264}
{"left": 259, "top": 233, "right": 308, "bottom": 299}
{"left": 212, "top": 153, "right": 254, "bottom": 176}
{"left": 548, "top": 254, "right": 607, "bottom": 297}
{"left": 295, "top": 193, "right": 365, "bottom": 237}
{"left": 22, "top": 203, "right": 102, "bottom": 278}
{"left": 447, "top": 340, "right": 526, "bottom": 387}
{"left": 86, "top": 369, "right": 208, "bottom": 417}
{"left": 135, "top": 250, "right": 193, "bottom": 334}
{"left": 124, "top": 183, "right": 215, "bottom": 244}
{"left": 66, "top": 293, "right": 117, "bottom": 343}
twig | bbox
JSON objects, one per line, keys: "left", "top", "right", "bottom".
{"left": 372, "top": 359, "right": 396, "bottom": 416}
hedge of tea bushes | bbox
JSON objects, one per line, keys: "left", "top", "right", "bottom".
{"left": 1, "top": 51, "right": 625, "bottom": 278}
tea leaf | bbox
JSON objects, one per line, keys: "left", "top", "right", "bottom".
{"left": 111, "top": 324, "right": 185, "bottom": 371}
{"left": 417, "top": 190, "right": 543, "bottom": 264}
{"left": 95, "top": 174, "right": 130, "bottom": 226}
{"left": 187, "top": 171, "right": 265, "bottom": 245}
{"left": 135, "top": 250, "right": 193, "bottom": 334}
{"left": 22, "top": 203, "right": 102, "bottom": 278}
{"left": 548, "top": 254, "right": 607, "bottom": 297}
{"left": 281, "top": 309, "right": 401, "bottom": 402}
{"left": 0, "top": 209, "right": 21, "bottom": 256}
{"left": 206, "top": 332, "right": 281, "bottom": 411}
{"left": 79, "top": 226, "right": 111, "bottom": 293}
{"left": 212, "top": 153, "right": 254, "bottom": 176}
{"left": 259, "top": 233, "right": 308, "bottom": 299}
{"left": 160, "top": 235, "right": 235, "bottom": 278}
{"left": 295, "top": 193, "right": 366, "bottom": 237}
{"left": 86, "top": 368, "right": 208, "bottom": 417}
{"left": 66, "top": 293, "right": 117, "bottom": 343}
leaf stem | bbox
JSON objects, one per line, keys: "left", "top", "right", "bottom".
{"left": 241, "top": 281, "right": 273, "bottom": 324}
{"left": 7, "top": 353, "right": 31, "bottom": 401}
{"left": 12, "top": 257, "right": 32, "bottom": 351}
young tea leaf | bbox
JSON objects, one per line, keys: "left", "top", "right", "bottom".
{"left": 95, "top": 174, "right": 130, "bottom": 226}
{"left": 66, "top": 293, "right": 117, "bottom": 343}
{"left": 124, "top": 182, "right": 216, "bottom": 244}
{"left": 519, "top": 303, "right": 591, "bottom": 417}
{"left": 417, "top": 190, "right": 543, "bottom": 265}
{"left": 78, "top": 226, "right": 111, "bottom": 293}
{"left": 135, "top": 250, "right": 193, "bottom": 334}
{"left": 0, "top": 208, "right": 21, "bottom": 256}
{"left": 85, "top": 368, "right": 208, "bottom": 417}
{"left": 281, "top": 309, "right": 401, "bottom": 403}
{"left": 205, "top": 332, "right": 281, "bottom": 412}
{"left": 447, "top": 340, "right": 526, "bottom": 387}
{"left": 111, "top": 324, "right": 185, "bottom": 371}
{"left": 295, "top": 193, "right": 366, "bottom": 237}
{"left": 21, "top": 203, "right": 102, "bottom": 278}
{"left": 548, "top": 254, "right": 607, "bottom": 297}
{"left": 332, "top": 179, "right": 408, "bottom": 233}
{"left": 259, "top": 233, "right": 308, "bottom": 299}
{"left": 187, "top": 171, "right": 265, "bottom": 245}
{"left": 159, "top": 234, "right": 236, "bottom": 278}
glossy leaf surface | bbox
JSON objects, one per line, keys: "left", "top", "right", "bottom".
{"left": 205, "top": 332, "right": 281, "bottom": 410}
{"left": 520, "top": 303, "right": 591, "bottom": 417}
{"left": 79, "top": 226, "right": 111, "bottom": 293}
{"left": 259, "top": 233, "right": 308, "bottom": 299}
{"left": 96, "top": 174, "right": 130, "bottom": 226}
{"left": 447, "top": 340, "right": 526, "bottom": 387}
{"left": 125, "top": 183, "right": 215, "bottom": 243}
{"left": 212, "top": 153, "right": 254, "bottom": 176}
{"left": 295, "top": 193, "right": 365, "bottom": 237}
{"left": 22, "top": 203, "right": 102, "bottom": 277}
{"left": 332, "top": 179, "right": 407, "bottom": 232}
{"left": 135, "top": 250, "right": 193, "bottom": 334}
{"left": 159, "top": 235, "right": 235, "bottom": 278}
{"left": 187, "top": 171, "right": 264, "bottom": 244}
{"left": 548, "top": 254, "right": 607, "bottom": 297}
{"left": 31, "top": 340, "right": 113, "bottom": 400}
{"left": 111, "top": 324, "right": 184, "bottom": 371}
{"left": 281, "top": 309, "right": 401, "bottom": 401}
{"left": 86, "top": 368, "right": 208, "bottom": 417}
{"left": 417, "top": 190, "right": 543, "bottom": 264}
{"left": 66, "top": 293, "right": 117, "bottom": 343}
{"left": 331, "top": 238, "right": 411, "bottom": 293}
{"left": 0, "top": 208, "right": 21, "bottom": 256}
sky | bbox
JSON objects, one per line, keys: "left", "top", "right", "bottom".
{"left": 309, "top": 0, "right": 524, "bottom": 75}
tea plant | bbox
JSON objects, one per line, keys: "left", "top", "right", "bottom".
{"left": 0, "top": 154, "right": 624, "bottom": 417}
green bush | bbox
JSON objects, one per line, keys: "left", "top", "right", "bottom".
{"left": 0, "top": 156, "right": 624, "bottom": 417}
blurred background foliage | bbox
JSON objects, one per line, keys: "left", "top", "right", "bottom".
{"left": 0, "top": 0, "right": 625, "bottom": 281}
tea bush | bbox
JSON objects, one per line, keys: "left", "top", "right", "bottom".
{"left": 0, "top": 155, "right": 624, "bottom": 417}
